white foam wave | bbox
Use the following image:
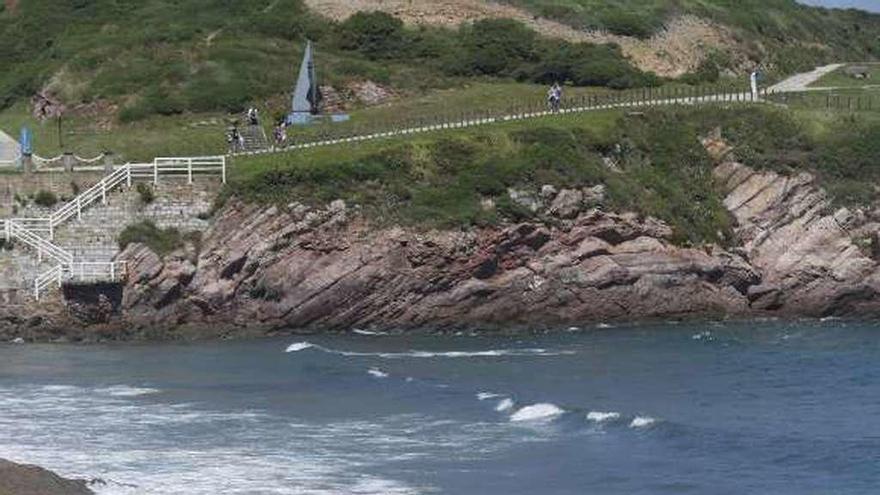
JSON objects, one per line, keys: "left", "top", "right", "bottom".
{"left": 692, "top": 331, "right": 713, "bottom": 341}
{"left": 596, "top": 323, "right": 614, "bottom": 329}
{"left": 285, "top": 342, "right": 573, "bottom": 359}
{"left": 495, "top": 398, "right": 515, "bottom": 412}
{"left": 509, "top": 403, "right": 564, "bottom": 422}
{"left": 0, "top": 385, "right": 430, "bottom": 495}
{"left": 353, "top": 329, "right": 388, "bottom": 336}
{"left": 630, "top": 416, "right": 657, "bottom": 428}
{"left": 96, "top": 386, "right": 160, "bottom": 398}
{"left": 285, "top": 342, "right": 314, "bottom": 352}
{"left": 477, "top": 392, "right": 501, "bottom": 401}
{"left": 586, "top": 411, "right": 620, "bottom": 423}
{"left": 367, "top": 368, "right": 389, "bottom": 379}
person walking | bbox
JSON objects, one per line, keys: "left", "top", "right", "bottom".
{"left": 552, "top": 83, "right": 563, "bottom": 112}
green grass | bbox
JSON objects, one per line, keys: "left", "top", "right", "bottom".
{"left": 0, "top": 102, "right": 226, "bottom": 161}
{"left": 1, "top": 80, "right": 745, "bottom": 159}
{"left": 229, "top": 103, "right": 880, "bottom": 244}
{"left": 811, "top": 64, "right": 880, "bottom": 88}
{"left": 2, "top": 0, "right": 877, "bottom": 131}
{"left": 230, "top": 107, "right": 735, "bottom": 244}
{"left": 118, "top": 220, "right": 185, "bottom": 256}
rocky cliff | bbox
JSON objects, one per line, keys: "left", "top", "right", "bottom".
{"left": 4, "top": 139, "right": 880, "bottom": 342}
{"left": 0, "top": 459, "right": 93, "bottom": 495}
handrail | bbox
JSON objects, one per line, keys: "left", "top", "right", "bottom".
{"left": 4, "top": 220, "right": 73, "bottom": 264}
{"left": 4, "top": 155, "right": 223, "bottom": 299}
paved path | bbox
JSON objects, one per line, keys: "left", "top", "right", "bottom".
{"left": 0, "top": 130, "right": 18, "bottom": 166}
{"left": 769, "top": 64, "right": 845, "bottom": 92}
{"left": 238, "top": 90, "right": 760, "bottom": 157}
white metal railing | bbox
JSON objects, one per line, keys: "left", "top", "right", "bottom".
{"left": 234, "top": 90, "right": 771, "bottom": 157}
{"left": 3, "top": 155, "right": 224, "bottom": 299}
{"left": 32, "top": 262, "right": 127, "bottom": 300}
{"left": 3, "top": 219, "right": 73, "bottom": 264}
{"left": 47, "top": 156, "right": 226, "bottom": 236}
{"left": 34, "top": 265, "right": 63, "bottom": 299}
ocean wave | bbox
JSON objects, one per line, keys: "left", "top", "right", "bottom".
{"left": 509, "top": 403, "right": 564, "bottom": 422}
{"left": 96, "top": 386, "right": 160, "bottom": 398}
{"left": 367, "top": 368, "right": 389, "bottom": 379}
{"left": 629, "top": 416, "right": 657, "bottom": 428}
{"left": 692, "top": 331, "right": 714, "bottom": 341}
{"left": 285, "top": 342, "right": 314, "bottom": 352}
{"left": 352, "top": 329, "right": 388, "bottom": 336}
{"left": 285, "top": 341, "right": 574, "bottom": 359}
{"left": 477, "top": 392, "right": 502, "bottom": 401}
{"left": 586, "top": 411, "right": 621, "bottom": 423}
{"left": 495, "top": 398, "right": 515, "bottom": 412}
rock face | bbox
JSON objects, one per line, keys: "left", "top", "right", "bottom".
{"left": 7, "top": 138, "right": 880, "bottom": 340}
{"left": 712, "top": 150, "right": 880, "bottom": 316}
{"left": 116, "top": 197, "right": 758, "bottom": 335}
{"left": 0, "top": 459, "right": 93, "bottom": 495}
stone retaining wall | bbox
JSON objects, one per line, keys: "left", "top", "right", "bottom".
{"left": 0, "top": 171, "right": 105, "bottom": 217}
{"left": 1, "top": 175, "right": 222, "bottom": 289}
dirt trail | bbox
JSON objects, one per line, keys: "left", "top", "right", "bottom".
{"left": 303, "top": 0, "right": 746, "bottom": 78}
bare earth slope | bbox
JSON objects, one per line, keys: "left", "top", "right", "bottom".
{"left": 304, "top": 0, "right": 745, "bottom": 77}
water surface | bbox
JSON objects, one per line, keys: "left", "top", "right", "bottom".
{"left": 1, "top": 320, "right": 878, "bottom": 494}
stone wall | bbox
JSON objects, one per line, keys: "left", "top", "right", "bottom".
{"left": 48, "top": 179, "right": 220, "bottom": 261}
{"left": 0, "top": 247, "right": 56, "bottom": 290}
{"left": 1, "top": 173, "right": 222, "bottom": 289}
{"left": 0, "top": 171, "right": 106, "bottom": 217}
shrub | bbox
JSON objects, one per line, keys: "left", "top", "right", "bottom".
{"left": 336, "top": 11, "right": 406, "bottom": 60}
{"left": 33, "top": 190, "right": 58, "bottom": 208}
{"left": 598, "top": 11, "right": 657, "bottom": 38}
{"left": 455, "top": 19, "right": 538, "bottom": 77}
{"left": 531, "top": 42, "right": 660, "bottom": 88}
{"left": 136, "top": 183, "right": 155, "bottom": 204}
{"left": 118, "top": 221, "right": 182, "bottom": 256}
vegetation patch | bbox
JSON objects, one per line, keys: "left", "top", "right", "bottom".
{"left": 33, "top": 190, "right": 58, "bottom": 208}
{"left": 118, "top": 220, "right": 183, "bottom": 256}
{"left": 231, "top": 108, "right": 739, "bottom": 244}
{"left": 136, "top": 183, "right": 155, "bottom": 205}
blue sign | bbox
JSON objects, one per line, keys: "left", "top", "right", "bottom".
{"left": 19, "top": 127, "right": 31, "bottom": 155}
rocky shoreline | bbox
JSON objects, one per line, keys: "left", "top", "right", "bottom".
{"left": 3, "top": 137, "right": 880, "bottom": 342}
{"left": 0, "top": 459, "right": 92, "bottom": 495}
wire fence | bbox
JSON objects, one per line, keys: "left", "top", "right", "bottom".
{"left": 765, "top": 91, "right": 879, "bottom": 112}
{"left": 239, "top": 84, "right": 780, "bottom": 156}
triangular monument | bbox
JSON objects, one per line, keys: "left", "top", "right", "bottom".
{"left": 288, "top": 40, "right": 323, "bottom": 125}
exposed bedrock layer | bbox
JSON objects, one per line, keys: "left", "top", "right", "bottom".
{"left": 4, "top": 140, "right": 880, "bottom": 341}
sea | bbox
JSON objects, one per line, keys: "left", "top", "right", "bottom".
{"left": 0, "top": 319, "right": 878, "bottom": 494}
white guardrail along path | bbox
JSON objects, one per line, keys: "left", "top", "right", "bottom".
{"left": 2, "top": 156, "right": 225, "bottom": 299}
{"left": 235, "top": 89, "right": 772, "bottom": 157}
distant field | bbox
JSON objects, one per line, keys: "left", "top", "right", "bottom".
{"left": 810, "top": 64, "right": 880, "bottom": 88}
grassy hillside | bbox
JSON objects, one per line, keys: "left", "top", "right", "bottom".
{"left": 229, "top": 104, "right": 880, "bottom": 244}
{"left": 505, "top": 0, "right": 880, "bottom": 73}
{"left": 2, "top": 0, "right": 878, "bottom": 123}
{"left": 0, "top": 0, "right": 654, "bottom": 121}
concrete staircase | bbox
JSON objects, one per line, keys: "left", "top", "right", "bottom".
{"left": 1, "top": 156, "right": 226, "bottom": 299}
{"left": 240, "top": 124, "right": 269, "bottom": 152}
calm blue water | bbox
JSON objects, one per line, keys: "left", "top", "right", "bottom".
{"left": 1, "top": 320, "right": 879, "bottom": 494}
